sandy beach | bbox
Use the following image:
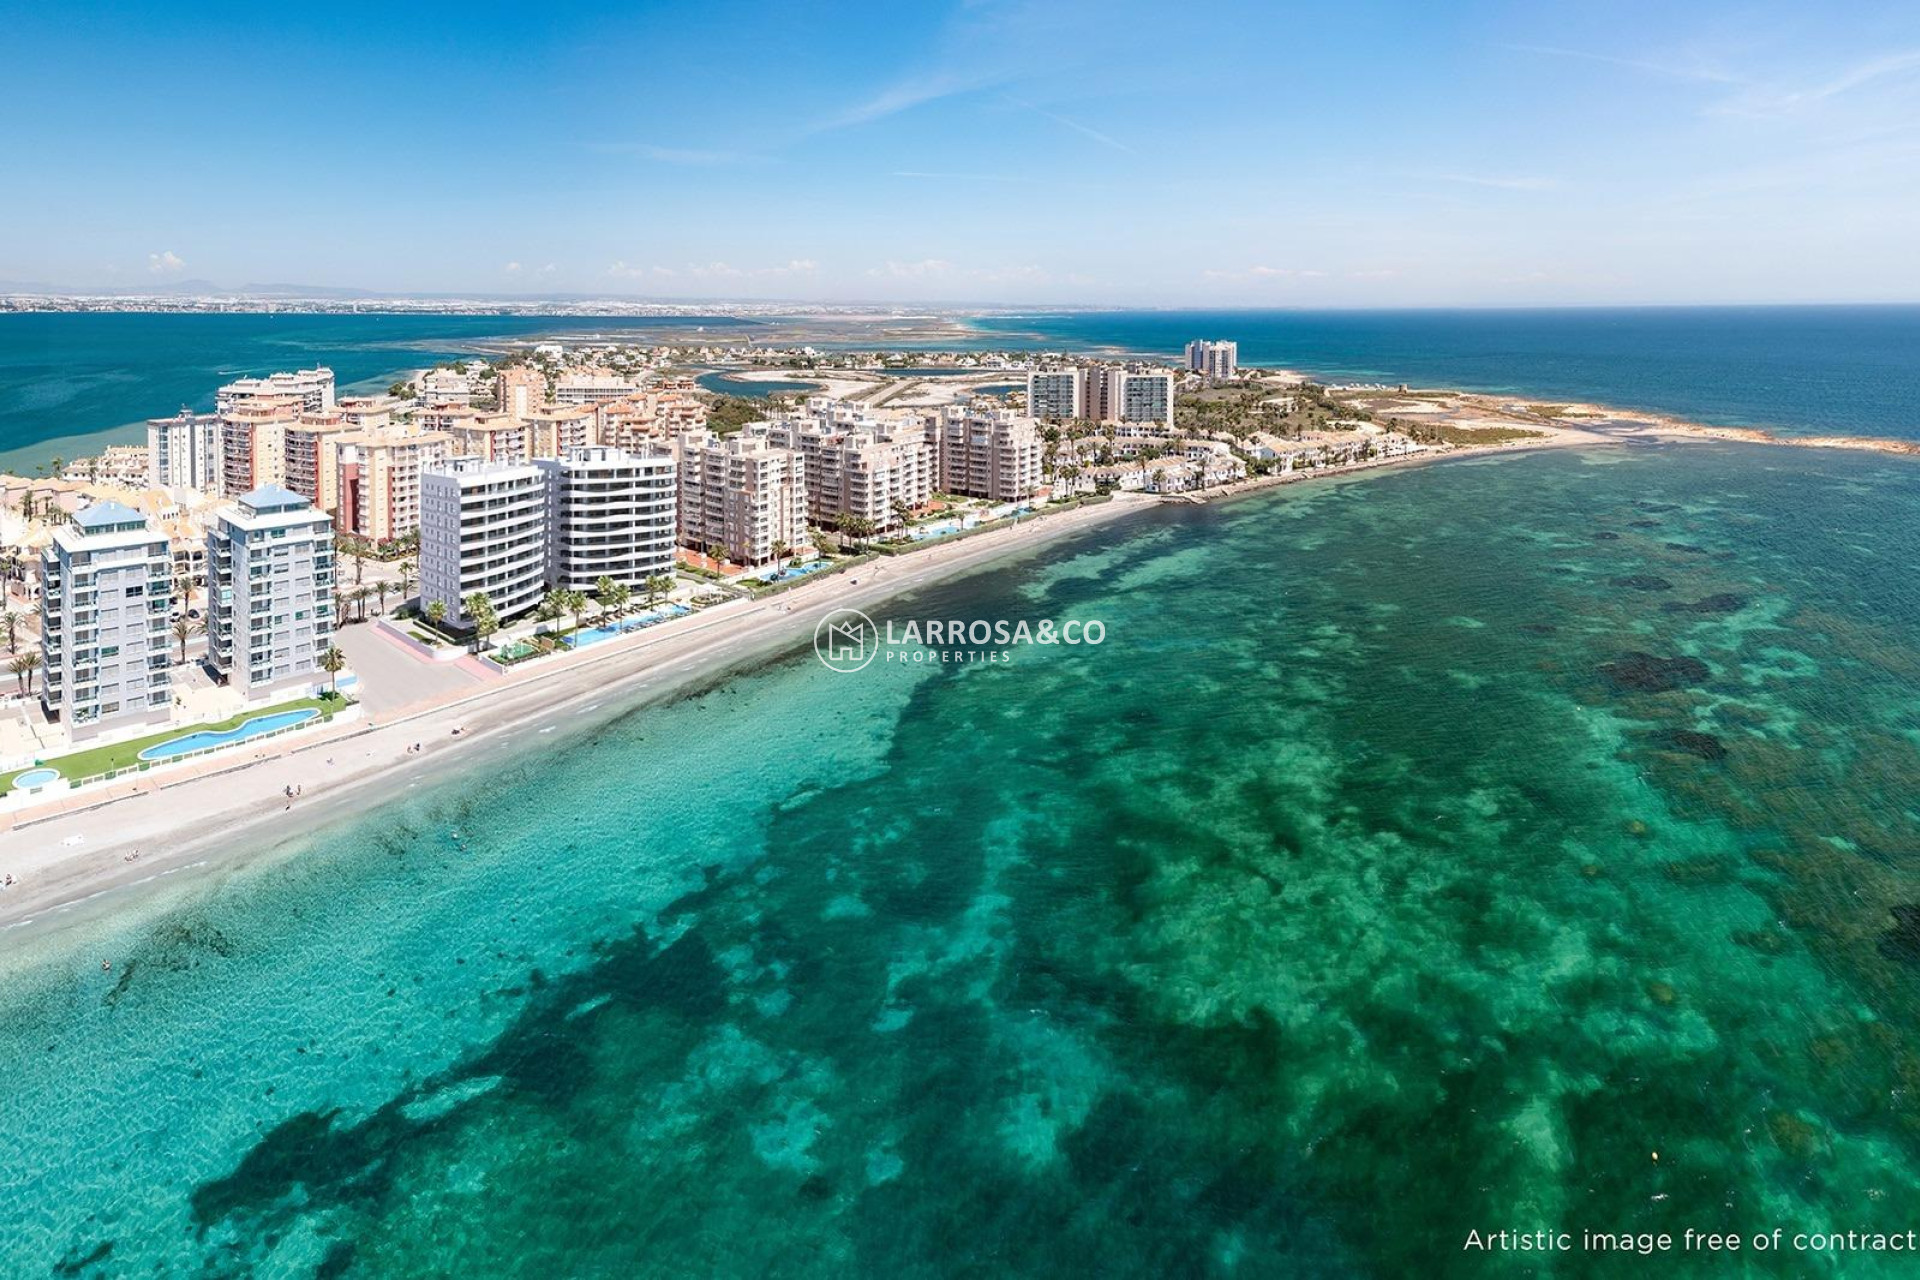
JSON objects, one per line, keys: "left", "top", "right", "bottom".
{"left": 0, "top": 494, "right": 1150, "bottom": 938}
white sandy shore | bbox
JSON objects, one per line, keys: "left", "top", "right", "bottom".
{"left": 0, "top": 496, "right": 1151, "bottom": 938}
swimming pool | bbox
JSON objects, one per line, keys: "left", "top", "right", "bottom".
{"left": 137, "top": 707, "right": 323, "bottom": 762}
{"left": 9, "top": 767, "right": 59, "bottom": 790}
{"left": 757, "top": 560, "right": 832, "bottom": 583}
{"left": 563, "top": 604, "right": 692, "bottom": 648}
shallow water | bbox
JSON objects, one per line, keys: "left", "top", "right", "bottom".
{"left": 4, "top": 441, "right": 1920, "bottom": 1276}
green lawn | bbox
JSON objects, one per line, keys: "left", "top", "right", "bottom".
{"left": 1, "top": 693, "right": 349, "bottom": 795}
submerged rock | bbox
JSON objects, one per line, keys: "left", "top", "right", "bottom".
{"left": 1645, "top": 979, "right": 1679, "bottom": 1007}
{"left": 1592, "top": 531, "right": 1621, "bottom": 541}
{"left": 1664, "top": 542, "right": 1711, "bottom": 555}
{"left": 1629, "top": 519, "right": 1662, "bottom": 528}
{"left": 1663, "top": 593, "right": 1748, "bottom": 615}
{"left": 1661, "top": 856, "right": 1735, "bottom": 885}
{"left": 1519, "top": 622, "right": 1558, "bottom": 635}
{"left": 1654, "top": 729, "right": 1729, "bottom": 761}
{"left": 1600, "top": 652, "right": 1711, "bottom": 693}
{"left": 1610, "top": 574, "right": 1675, "bottom": 591}
{"left": 1732, "top": 927, "right": 1793, "bottom": 956}
{"left": 1877, "top": 904, "right": 1920, "bottom": 963}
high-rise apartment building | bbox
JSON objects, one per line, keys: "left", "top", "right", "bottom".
{"left": 536, "top": 446, "right": 678, "bottom": 593}
{"left": 926, "top": 404, "right": 1044, "bottom": 501}
{"left": 1026, "top": 369, "right": 1083, "bottom": 420}
{"left": 419, "top": 459, "right": 550, "bottom": 624}
{"left": 204, "top": 486, "right": 336, "bottom": 698}
{"left": 38, "top": 503, "right": 173, "bottom": 740}
{"left": 217, "top": 368, "right": 335, "bottom": 415}
{"left": 146, "top": 410, "right": 222, "bottom": 491}
{"left": 1185, "top": 339, "right": 1239, "bottom": 380}
{"left": 676, "top": 430, "right": 808, "bottom": 566}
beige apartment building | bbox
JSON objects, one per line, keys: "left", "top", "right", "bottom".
{"left": 497, "top": 367, "right": 548, "bottom": 419}
{"left": 440, "top": 414, "right": 533, "bottom": 464}
{"left": 219, "top": 399, "right": 301, "bottom": 497}
{"left": 760, "top": 416, "right": 932, "bottom": 531}
{"left": 926, "top": 404, "right": 1044, "bottom": 501}
{"left": 335, "top": 430, "right": 451, "bottom": 544}
{"left": 525, "top": 404, "right": 597, "bottom": 458}
{"left": 676, "top": 429, "right": 808, "bottom": 566}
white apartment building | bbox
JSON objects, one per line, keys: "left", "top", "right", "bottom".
{"left": 419, "top": 459, "right": 550, "bottom": 625}
{"left": 217, "top": 367, "right": 336, "bottom": 415}
{"left": 676, "top": 430, "right": 808, "bottom": 567}
{"left": 39, "top": 503, "right": 173, "bottom": 740}
{"left": 419, "top": 367, "right": 476, "bottom": 405}
{"left": 1185, "top": 339, "right": 1239, "bottom": 380}
{"left": 1027, "top": 369, "right": 1082, "bottom": 420}
{"left": 536, "top": 446, "right": 677, "bottom": 593}
{"left": 926, "top": 404, "right": 1044, "bottom": 501}
{"left": 1084, "top": 366, "right": 1175, "bottom": 427}
{"left": 204, "top": 485, "right": 336, "bottom": 698}
{"left": 554, "top": 372, "right": 647, "bottom": 406}
{"left": 147, "top": 410, "right": 222, "bottom": 491}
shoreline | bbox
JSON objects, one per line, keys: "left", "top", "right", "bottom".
{"left": 0, "top": 494, "right": 1149, "bottom": 940}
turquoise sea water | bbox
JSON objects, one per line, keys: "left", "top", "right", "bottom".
{"left": 969, "top": 306, "right": 1920, "bottom": 440}
{"left": 0, "top": 313, "right": 760, "bottom": 475}
{"left": 6, "top": 441, "right": 1920, "bottom": 1275}
{"left": 5, "top": 308, "right": 1920, "bottom": 474}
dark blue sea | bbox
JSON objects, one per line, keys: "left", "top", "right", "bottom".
{"left": 3, "top": 306, "right": 1918, "bottom": 474}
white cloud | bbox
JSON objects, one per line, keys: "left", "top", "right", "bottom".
{"left": 504, "top": 261, "right": 524, "bottom": 274}
{"left": 1202, "top": 265, "right": 1327, "bottom": 281}
{"left": 147, "top": 250, "right": 184, "bottom": 274}
{"left": 868, "top": 259, "right": 957, "bottom": 279}
{"left": 606, "top": 261, "right": 645, "bottom": 279}
{"left": 1432, "top": 173, "right": 1559, "bottom": 191}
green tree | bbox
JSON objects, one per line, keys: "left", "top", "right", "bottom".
{"left": 170, "top": 615, "right": 202, "bottom": 664}
{"left": 318, "top": 645, "right": 346, "bottom": 694}
{"left": 644, "top": 573, "right": 674, "bottom": 607}
{"left": 425, "top": 598, "right": 448, "bottom": 629}
{"left": 462, "top": 592, "right": 498, "bottom": 652}
{"left": 563, "top": 588, "right": 589, "bottom": 634}
{"left": 594, "top": 574, "right": 618, "bottom": 618}
{"left": 1, "top": 609, "right": 20, "bottom": 654}
{"left": 770, "top": 540, "right": 790, "bottom": 573}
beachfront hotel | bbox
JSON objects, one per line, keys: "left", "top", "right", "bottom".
{"left": 675, "top": 430, "right": 808, "bottom": 567}
{"left": 536, "top": 445, "right": 678, "bottom": 592}
{"left": 204, "top": 486, "right": 335, "bottom": 698}
{"left": 216, "top": 367, "right": 336, "bottom": 416}
{"left": 419, "top": 458, "right": 550, "bottom": 624}
{"left": 1185, "top": 339, "right": 1239, "bottom": 380}
{"left": 146, "top": 409, "right": 222, "bottom": 492}
{"left": 38, "top": 502, "right": 173, "bottom": 740}
{"left": 926, "top": 403, "right": 1044, "bottom": 501}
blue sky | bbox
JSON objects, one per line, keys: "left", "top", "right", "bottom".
{"left": 3, "top": 0, "right": 1918, "bottom": 305}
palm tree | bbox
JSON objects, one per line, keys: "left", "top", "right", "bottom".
{"left": 563, "top": 588, "right": 589, "bottom": 635}
{"left": 842, "top": 514, "right": 876, "bottom": 552}
{"left": 1, "top": 609, "right": 20, "bottom": 655}
{"left": 351, "top": 584, "right": 376, "bottom": 623}
{"left": 425, "top": 598, "right": 448, "bottom": 630}
{"left": 375, "top": 579, "right": 392, "bottom": 615}
{"left": 595, "top": 574, "right": 618, "bottom": 619}
{"left": 770, "top": 540, "right": 790, "bottom": 574}
{"left": 462, "top": 592, "right": 498, "bottom": 653}
{"left": 318, "top": 645, "right": 346, "bottom": 695}
{"left": 644, "top": 573, "right": 673, "bottom": 608}
{"left": 9, "top": 651, "right": 40, "bottom": 698}
{"left": 170, "top": 615, "right": 202, "bottom": 665}
{"left": 397, "top": 558, "right": 417, "bottom": 607}
{"left": 536, "top": 588, "right": 567, "bottom": 625}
